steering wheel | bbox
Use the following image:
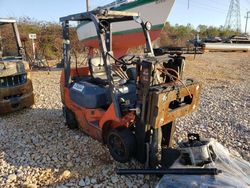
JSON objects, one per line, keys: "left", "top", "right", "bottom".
{"left": 116, "top": 55, "right": 136, "bottom": 66}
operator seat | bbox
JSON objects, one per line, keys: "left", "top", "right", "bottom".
{"left": 88, "top": 52, "right": 120, "bottom": 84}
{"left": 70, "top": 55, "right": 112, "bottom": 109}
{"left": 88, "top": 56, "right": 107, "bottom": 80}
{"left": 86, "top": 54, "right": 137, "bottom": 111}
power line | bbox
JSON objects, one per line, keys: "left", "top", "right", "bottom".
{"left": 190, "top": 0, "right": 229, "bottom": 10}
{"left": 189, "top": 1, "right": 228, "bottom": 13}
{"left": 189, "top": 2, "right": 228, "bottom": 14}
{"left": 206, "top": 0, "right": 229, "bottom": 7}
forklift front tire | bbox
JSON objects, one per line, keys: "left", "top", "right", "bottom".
{"left": 65, "top": 107, "right": 78, "bottom": 129}
{"left": 107, "top": 128, "right": 135, "bottom": 163}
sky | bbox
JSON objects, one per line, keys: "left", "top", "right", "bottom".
{"left": 0, "top": 0, "right": 249, "bottom": 33}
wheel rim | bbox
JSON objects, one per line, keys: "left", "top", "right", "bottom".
{"left": 109, "top": 133, "right": 126, "bottom": 158}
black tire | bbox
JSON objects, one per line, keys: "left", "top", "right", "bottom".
{"left": 65, "top": 107, "right": 78, "bottom": 129}
{"left": 107, "top": 128, "right": 135, "bottom": 163}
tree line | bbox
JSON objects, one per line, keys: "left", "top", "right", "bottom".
{"left": 160, "top": 22, "right": 240, "bottom": 47}
{"left": 1, "top": 17, "right": 240, "bottom": 61}
{"left": 0, "top": 17, "right": 85, "bottom": 64}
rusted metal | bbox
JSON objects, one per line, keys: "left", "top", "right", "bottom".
{"left": 59, "top": 10, "right": 201, "bottom": 167}
{"left": 59, "top": 9, "right": 139, "bottom": 22}
{"left": 147, "top": 82, "right": 200, "bottom": 129}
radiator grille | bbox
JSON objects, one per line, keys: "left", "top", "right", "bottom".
{"left": 0, "top": 73, "right": 27, "bottom": 87}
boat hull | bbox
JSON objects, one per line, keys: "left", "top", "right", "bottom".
{"left": 76, "top": 0, "right": 175, "bottom": 56}
{"left": 83, "top": 27, "right": 162, "bottom": 57}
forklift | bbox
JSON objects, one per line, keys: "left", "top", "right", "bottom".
{"left": 60, "top": 9, "right": 201, "bottom": 168}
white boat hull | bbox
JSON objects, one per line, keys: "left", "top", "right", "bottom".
{"left": 77, "top": 0, "right": 175, "bottom": 41}
{"left": 76, "top": 0, "right": 175, "bottom": 56}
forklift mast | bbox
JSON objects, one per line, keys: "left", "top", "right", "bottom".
{"left": 60, "top": 10, "right": 201, "bottom": 167}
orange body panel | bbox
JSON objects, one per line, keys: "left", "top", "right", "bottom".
{"left": 99, "top": 103, "right": 135, "bottom": 129}
{"left": 70, "top": 67, "right": 89, "bottom": 78}
{"left": 60, "top": 68, "right": 135, "bottom": 142}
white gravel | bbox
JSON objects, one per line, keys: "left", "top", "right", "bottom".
{"left": 0, "top": 52, "right": 249, "bottom": 187}
{"left": 177, "top": 52, "right": 250, "bottom": 162}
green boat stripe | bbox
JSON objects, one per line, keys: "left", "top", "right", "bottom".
{"left": 77, "top": 0, "right": 155, "bottom": 29}
{"left": 115, "top": 23, "right": 163, "bottom": 35}
{"left": 112, "top": 0, "right": 155, "bottom": 11}
{"left": 82, "top": 23, "right": 164, "bottom": 41}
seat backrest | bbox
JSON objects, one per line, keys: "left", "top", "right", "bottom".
{"left": 89, "top": 52, "right": 115, "bottom": 80}
{"left": 89, "top": 56, "right": 107, "bottom": 80}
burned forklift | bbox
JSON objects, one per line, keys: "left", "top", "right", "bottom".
{"left": 60, "top": 10, "right": 200, "bottom": 168}
{"left": 0, "top": 19, "right": 34, "bottom": 115}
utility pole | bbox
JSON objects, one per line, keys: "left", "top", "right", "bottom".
{"left": 245, "top": 11, "right": 250, "bottom": 34}
{"left": 86, "top": 0, "right": 90, "bottom": 11}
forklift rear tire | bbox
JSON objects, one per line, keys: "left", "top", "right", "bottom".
{"left": 65, "top": 107, "right": 78, "bottom": 129}
{"left": 107, "top": 128, "right": 135, "bottom": 163}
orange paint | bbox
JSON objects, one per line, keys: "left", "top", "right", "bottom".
{"left": 60, "top": 70, "right": 136, "bottom": 142}
{"left": 70, "top": 67, "right": 89, "bottom": 77}
{"left": 84, "top": 30, "right": 161, "bottom": 57}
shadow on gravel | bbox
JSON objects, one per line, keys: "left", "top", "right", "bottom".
{"left": 0, "top": 107, "right": 113, "bottom": 186}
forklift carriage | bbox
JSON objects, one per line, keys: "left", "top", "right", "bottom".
{"left": 60, "top": 9, "right": 200, "bottom": 167}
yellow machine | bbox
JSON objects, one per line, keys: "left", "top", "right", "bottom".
{"left": 0, "top": 18, "right": 34, "bottom": 115}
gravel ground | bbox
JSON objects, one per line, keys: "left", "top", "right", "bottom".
{"left": 178, "top": 52, "right": 250, "bottom": 162}
{"left": 0, "top": 52, "right": 249, "bottom": 187}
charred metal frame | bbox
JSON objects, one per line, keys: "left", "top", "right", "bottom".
{"left": 60, "top": 10, "right": 201, "bottom": 168}
{"left": 60, "top": 9, "right": 154, "bottom": 118}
